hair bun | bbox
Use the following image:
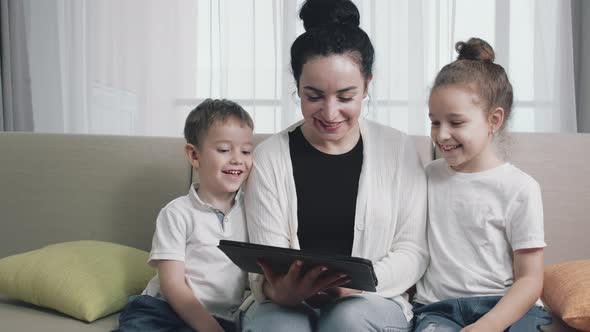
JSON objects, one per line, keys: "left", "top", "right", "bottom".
{"left": 455, "top": 38, "right": 495, "bottom": 62}
{"left": 299, "top": 0, "right": 360, "bottom": 31}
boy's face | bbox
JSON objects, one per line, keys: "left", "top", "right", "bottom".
{"left": 188, "top": 118, "right": 253, "bottom": 197}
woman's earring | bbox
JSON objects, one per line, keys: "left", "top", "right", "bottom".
{"left": 364, "top": 93, "right": 372, "bottom": 118}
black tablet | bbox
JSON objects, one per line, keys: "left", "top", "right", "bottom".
{"left": 218, "top": 240, "right": 378, "bottom": 292}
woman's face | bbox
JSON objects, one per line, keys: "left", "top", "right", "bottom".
{"left": 298, "top": 54, "right": 369, "bottom": 153}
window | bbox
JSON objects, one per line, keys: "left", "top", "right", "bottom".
{"left": 25, "top": 0, "right": 576, "bottom": 135}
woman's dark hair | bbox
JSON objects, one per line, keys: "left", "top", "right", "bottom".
{"left": 432, "top": 37, "right": 514, "bottom": 132}
{"left": 290, "top": 0, "right": 375, "bottom": 89}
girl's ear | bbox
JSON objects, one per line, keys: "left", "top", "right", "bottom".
{"left": 488, "top": 107, "right": 505, "bottom": 135}
{"left": 184, "top": 144, "right": 200, "bottom": 168}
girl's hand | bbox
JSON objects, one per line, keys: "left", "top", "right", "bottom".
{"left": 461, "top": 323, "right": 483, "bottom": 332}
{"left": 258, "top": 259, "right": 349, "bottom": 306}
{"left": 461, "top": 324, "right": 478, "bottom": 332}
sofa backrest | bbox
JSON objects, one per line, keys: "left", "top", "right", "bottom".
{"left": 506, "top": 133, "right": 590, "bottom": 265}
{"left": 4, "top": 131, "right": 586, "bottom": 265}
{"left": 192, "top": 134, "right": 433, "bottom": 182}
{"left": 0, "top": 132, "right": 432, "bottom": 259}
{"left": 0, "top": 133, "right": 189, "bottom": 257}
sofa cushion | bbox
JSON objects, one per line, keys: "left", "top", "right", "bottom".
{"left": 542, "top": 260, "right": 590, "bottom": 331}
{"left": 0, "top": 241, "right": 155, "bottom": 322}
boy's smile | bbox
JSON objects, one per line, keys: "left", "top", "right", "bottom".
{"left": 222, "top": 169, "right": 244, "bottom": 176}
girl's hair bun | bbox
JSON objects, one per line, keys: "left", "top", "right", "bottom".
{"left": 299, "top": 0, "right": 360, "bottom": 31}
{"left": 455, "top": 38, "right": 495, "bottom": 62}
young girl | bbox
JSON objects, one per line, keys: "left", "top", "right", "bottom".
{"left": 413, "top": 38, "right": 552, "bottom": 331}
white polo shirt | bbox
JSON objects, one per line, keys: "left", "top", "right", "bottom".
{"left": 142, "top": 184, "right": 248, "bottom": 320}
{"left": 415, "top": 159, "right": 546, "bottom": 305}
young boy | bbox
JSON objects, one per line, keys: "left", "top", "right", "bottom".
{"left": 113, "top": 99, "right": 254, "bottom": 332}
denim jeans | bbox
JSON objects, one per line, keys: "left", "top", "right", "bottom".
{"left": 112, "top": 295, "right": 236, "bottom": 332}
{"left": 413, "top": 296, "right": 552, "bottom": 332}
{"left": 241, "top": 292, "right": 412, "bottom": 332}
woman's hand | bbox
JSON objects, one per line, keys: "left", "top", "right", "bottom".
{"left": 325, "top": 287, "right": 362, "bottom": 298}
{"left": 258, "top": 259, "right": 349, "bottom": 306}
{"left": 305, "top": 287, "right": 362, "bottom": 308}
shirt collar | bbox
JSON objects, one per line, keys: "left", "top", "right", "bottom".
{"left": 188, "top": 183, "right": 242, "bottom": 212}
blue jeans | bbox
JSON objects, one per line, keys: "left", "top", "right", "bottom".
{"left": 413, "top": 296, "right": 552, "bottom": 332}
{"left": 241, "top": 293, "right": 412, "bottom": 332}
{"left": 112, "top": 295, "right": 236, "bottom": 332}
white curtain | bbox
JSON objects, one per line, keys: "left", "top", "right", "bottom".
{"left": 23, "top": 0, "right": 576, "bottom": 136}
{"left": 1, "top": 0, "right": 34, "bottom": 131}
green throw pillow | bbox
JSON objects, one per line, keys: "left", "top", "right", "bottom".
{"left": 0, "top": 240, "right": 156, "bottom": 322}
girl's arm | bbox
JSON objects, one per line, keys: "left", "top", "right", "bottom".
{"left": 158, "top": 260, "right": 224, "bottom": 332}
{"left": 463, "top": 248, "right": 544, "bottom": 332}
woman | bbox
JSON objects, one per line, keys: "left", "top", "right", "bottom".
{"left": 242, "top": 0, "right": 428, "bottom": 331}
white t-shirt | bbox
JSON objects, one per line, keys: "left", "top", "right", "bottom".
{"left": 415, "top": 159, "right": 546, "bottom": 305}
{"left": 142, "top": 184, "right": 248, "bottom": 320}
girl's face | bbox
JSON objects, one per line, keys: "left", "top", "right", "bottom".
{"left": 428, "top": 85, "right": 501, "bottom": 173}
{"left": 298, "top": 54, "right": 369, "bottom": 154}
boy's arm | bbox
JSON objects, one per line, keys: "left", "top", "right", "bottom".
{"left": 462, "top": 248, "right": 544, "bottom": 332}
{"left": 158, "top": 260, "right": 224, "bottom": 332}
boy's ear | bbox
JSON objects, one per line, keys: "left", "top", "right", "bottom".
{"left": 488, "top": 107, "right": 505, "bottom": 134}
{"left": 184, "top": 143, "right": 200, "bottom": 168}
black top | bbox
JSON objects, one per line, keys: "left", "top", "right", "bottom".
{"left": 288, "top": 125, "right": 363, "bottom": 255}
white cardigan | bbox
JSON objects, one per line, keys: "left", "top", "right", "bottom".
{"left": 244, "top": 119, "right": 428, "bottom": 319}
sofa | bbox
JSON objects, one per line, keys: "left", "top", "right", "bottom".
{"left": 0, "top": 131, "right": 588, "bottom": 331}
